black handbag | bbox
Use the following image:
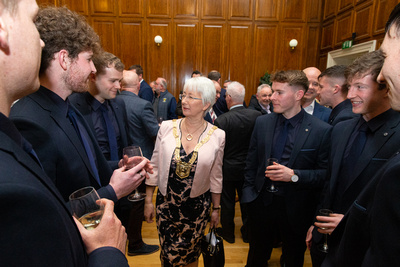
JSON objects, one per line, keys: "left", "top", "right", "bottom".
{"left": 201, "top": 228, "right": 225, "bottom": 267}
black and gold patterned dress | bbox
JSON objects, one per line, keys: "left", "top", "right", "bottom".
{"left": 156, "top": 145, "right": 211, "bottom": 267}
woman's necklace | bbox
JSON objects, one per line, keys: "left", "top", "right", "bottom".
{"left": 184, "top": 119, "right": 206, "bottom": 141}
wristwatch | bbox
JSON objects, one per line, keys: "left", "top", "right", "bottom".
{"left": 291, "top": 172, "right": 299, "bottom": 183}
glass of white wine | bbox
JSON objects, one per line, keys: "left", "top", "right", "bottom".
{"left": 123, "top": 146, "right": 146, "bottom": 202}
{"left": 69, "top": 186, "right": 104, "bottom": 230}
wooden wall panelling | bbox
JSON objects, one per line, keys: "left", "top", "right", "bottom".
{"left": 307, "top": 0, "right": 322, "bottom": 22}
{"left": 252, "top": 23, "right": 278, "bottom": 94}
{"left": 146, "top": 22, "right": 172, "bottom": 91}
{"left": 321, "top": 19, "right": 335, "bottom": 50}
{"left": 119, "top": 0, "right": 143, "bottom": 17}
{"left": 174, "top": 23, "right": 199, "bottom": 95}
{"left": 276, "top": 23, "right": 305, "bottom": 70}
{"left": 355, "top": 0, "right": 373, "bottom": 5}
{"left": 118, "top": 20, "right": 144, "bottom": 68}
{"left": 90, "top": 0, "right": 116, "bottom": 16}
{"left": 318, "top": 53, "right": 328, "bottom": 71}
{"left": 372, "top": 0, "right": 399, "bottom": 35}
{"left": 323, "top": 0, "right": 337, "bottom": 20}
{"left": 92, "top": 18, "right": 117, "bottom": 54}
{"left": 202, "top": 0, "right": 226, "bottom": 19}
{"left": 334, "top": 10, "right": 354, "bottom": 47}
{"left": 201, "top": 23, "right": 226, "bottom": 79}
{"left": 255, "top": 0, "right": 280, "bottom": 21}
{"left": 59, "top": 0, "right": 89, "bottom": 15}
{"left": 281, "top": 0, "right": 307, "bottom": 22}
{"left": 37, "top": 0, "right": 57, "bottom": 6}
{"left": 174, "top": 0, "right": 199, "bottom": 19}
{"left": 353, "top": 2, "right": 373, "bottom": 41}
{"left": 147, "top": 0, "right": 171, "bottom": 18}
{"left": 226, "top": 23, "right": 253, "bottom": 99}
{"left": 304, "top": 24, "right": 321, "bottom": 68}
{"left": 229, "top": 0, "right": 253, "bottom": 20}
{"left": 338, "top": 0, "right": 354, "bottom": 13}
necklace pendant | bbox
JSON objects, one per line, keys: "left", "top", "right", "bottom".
{"left": 186, "top": 134, "right": 193, "bottom": 141}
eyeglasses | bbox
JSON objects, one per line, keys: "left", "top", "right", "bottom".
{"left": 179, "top": 94, "right": 202, "bottom": 101}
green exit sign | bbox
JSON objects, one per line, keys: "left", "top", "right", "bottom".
{"left": 342, "top": 40, "right": 353, "bottom": 49}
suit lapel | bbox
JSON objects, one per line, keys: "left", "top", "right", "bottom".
{"left": 264, "top": 114, "right": 277, "bottom": 161}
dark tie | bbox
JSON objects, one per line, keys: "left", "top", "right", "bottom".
{"left": 273, "top": 120, "right": 290, "bottom": 162}
{"left": 344, "top": 122, "right": 368, "bottom": 160}
{"left": 99, "top": 104, "right": 119, "bottom": 161}
{"left": 67, "top": 105, "right": 102, "bottom": 186}
{"left": 21, "top": 137, "right": 43, "bottom": 169}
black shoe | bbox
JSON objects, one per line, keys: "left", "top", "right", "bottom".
{"left": 216, "top": 227, "right": 235, "bottom": 243}
{"left": 128, "top": 243, "right": 160, "bottom": 256}
{"left": 240, "top": 226, "right": 249, "bottom": 243}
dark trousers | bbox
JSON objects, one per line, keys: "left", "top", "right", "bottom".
{"left": 310, "top": 229, "right": 327, "bottom": 267}
{"left": 115, "top": 181, "right": 145, "bottom": 250}
{"left": 246, "top": 193, "right": 306, "bottom": 267}
{"left": 221, "top": 179, "right": 248, "bottom": 239}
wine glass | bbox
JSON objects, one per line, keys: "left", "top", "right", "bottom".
{"left": 69, "top": 186, "right": 104, "bottom": 230}
{"left": 123, "top": 146, "right": 146, "bottom": 202}
{"left": 266, "top": 158, "right": 279, "bottom": 192}
{"left": 317, "top": 208, "right": 333, "bottom": 253}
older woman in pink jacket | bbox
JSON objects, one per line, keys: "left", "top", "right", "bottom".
{"left": 144, "top": 77, "right": 225, "bottom": 267}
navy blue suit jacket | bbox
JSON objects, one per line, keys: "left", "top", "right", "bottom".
{"left": 313, "top": 101, "right": 332, "bottom": 123}
{"left": 10, "top": 87, "right": 116, "bottom": 202}
{"left": 68, "top": 92, "right": 130, "bottom": 169}
{"left": 243, "top": 112, "right": 332, "bottom": 234}
{"left": 139, "top": 80, "right": 154, "bottom": 103}
{"left": 0, "top": 115, "right": 128, "bottom": 266}
{"left": 328, "top": 99, "right": 358, "bottom": 126}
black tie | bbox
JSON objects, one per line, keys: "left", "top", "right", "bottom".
{"left": 273, "top": 120, "right": 290, "bottom": 162}
{"left": 99, "top": 104, "right": 119, "bottom": 161}
{"left": 67, "top": 105, "right": 101, "bottom": 186}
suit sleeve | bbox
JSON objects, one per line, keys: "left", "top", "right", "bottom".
{"left": 295, "top": 125, "right": 332, "bottom": 188}
{"left": 139, "top": 86, "right": 154, "bottom": 103}
{"left": 142, "top": 102, "right": 160, "bottom": 138}
{"left": 168, "top": 97, "right": 178, "bottom": 119}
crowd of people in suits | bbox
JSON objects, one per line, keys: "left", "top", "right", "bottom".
{"left": 3, "top": 1, "right": 400, "bottom": 266}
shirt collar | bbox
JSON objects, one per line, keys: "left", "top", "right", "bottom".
{"left": 41, "top": 86, "right": 69, "bottom": 117}
{"left": 303, "top": 99, "right": 315, "bottom": 115}
{"left": 366, "top": 108, "right": 394, "bottom": 133}
{"left": 230, "top": 104, "right": 243, "bottom": 110}
{"left": 0, "top": 112, "right": 23, "bottom": 147}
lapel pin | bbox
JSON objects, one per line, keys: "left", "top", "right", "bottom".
{"left": 305, "top": 129, "right": 309, "bottom": 132}
{"left": 383, "top": 132, "right": 388, "bottom": 136}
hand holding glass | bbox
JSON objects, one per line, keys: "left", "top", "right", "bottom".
{"left": 69, "top": 186, "right": 104, "bottom": 230}
{"left": 123, "top": 146, "right": 146, "bottom": 202}
{"left": 317, "top": 209, "right": 333, "bottom": 253}
{"left": 266, "top": 158, "right": 279, "bottom": 192}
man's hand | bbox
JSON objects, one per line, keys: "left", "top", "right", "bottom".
{"left": 110, "top": 158, "right": 148, "bottom": 199}
{"left": 118, "top": 155, "right": 154, "bottom": 176}
{"left": 306, "top": 225, "right": 314, "bottom": 250}
{"left": 314, "top": 213, "right": 344, "bottom": 234}
{"left": 265, "top": 162, "right": 294, "bottom": 182}
{"left": 74, "top": 199, "right": 127, "bottom": 255}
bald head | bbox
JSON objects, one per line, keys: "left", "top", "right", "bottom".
{"left": 302, "top": 67, "right": 321, "bottom": 105}
{"left": 121, "top": 70, "right": 140, "bottom": 94}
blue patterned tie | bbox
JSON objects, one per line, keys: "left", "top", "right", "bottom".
{"left": 100, "top": 103, "right": 119, "bottom": 161}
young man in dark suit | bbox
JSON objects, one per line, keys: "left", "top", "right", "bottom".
{"left": 10, "top": 7, "right": 148, "bottom": 203}
{"left": 308, "top": 50, "right": 400, "bottom": 267}
{"left": 243, "top": 70, "right": 332, "bottom": 267}
{"left": 318, "top": 65, "right": 358, "bottom": 126}
{"left": 0, "top": 2, "right": 131, "bottom": 265}
{"left": 302, "top": 67, "right": 332, "bottom": 123}
{"left": 322, "top": 4, "right": 400, "bottom": 266}
{"left": 214, "top": 81, "right": 261, "bottom": 244}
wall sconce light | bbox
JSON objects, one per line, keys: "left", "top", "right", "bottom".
{"left": 289, "top": 39, "right": 298, "bottom": 50}
{"left": 154, "top": 35, "right": 163, "bottom": 47}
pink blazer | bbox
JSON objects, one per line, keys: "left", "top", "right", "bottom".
{"left": 146, "top": 119, "right": 225, "bottom": 198}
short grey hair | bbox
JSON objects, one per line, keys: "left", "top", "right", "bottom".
{"left": 227, "top": 81, "right": 245, "bottom": 103}
{"left": 257, "top": 84, "right": 271, "bottom": 94}
{"left": 159, "top": 78, "right": 167, "bottom": 90}
{"left": 183, "top": 77, "right": 216, "bottom": 114}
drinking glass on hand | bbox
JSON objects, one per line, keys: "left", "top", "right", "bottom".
{"left": 123, "top": 146, "right": 146, "bottom": 202}
{"left": 317, "top": 208, "right": 333, "bottom": 253}
{"left": 69, "top": 186, "right": 104, "bottom": 230}
{"left": 266, "top": 158, "right": 279, "bottom": 192}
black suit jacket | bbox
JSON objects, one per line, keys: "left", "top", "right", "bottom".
{"left": 139, "top": 79, "right": 154, "bottom": 103}
{"left": 328, "top": 99, "right": 359, "bottom": 126}
{"left": 214, "top": 106, "right": 262, "bottom": 181}
{"left": 322, "top": 152, "right": 400, "bottom": 267}
{"left": 10, "top": 86, "right": 115, "bottom": 202}
{"left": 0, "top": 115, "right": 128, "bottom": 266}
{"left": 248, "top": 94, "right": 272, "bottom": 114}
{"left": 242, "top": 112, "right": 332, "bottom": 234}
{"left": 69, "top": 92, "right": 130, "bottom": 169}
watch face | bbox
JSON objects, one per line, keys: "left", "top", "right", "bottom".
{"left": 291, "top": 175, "right": 299, "bottom": 182}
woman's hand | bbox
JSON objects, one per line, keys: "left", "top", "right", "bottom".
{"left": 210, "top": 210, "right": 220, "bottom": 228}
